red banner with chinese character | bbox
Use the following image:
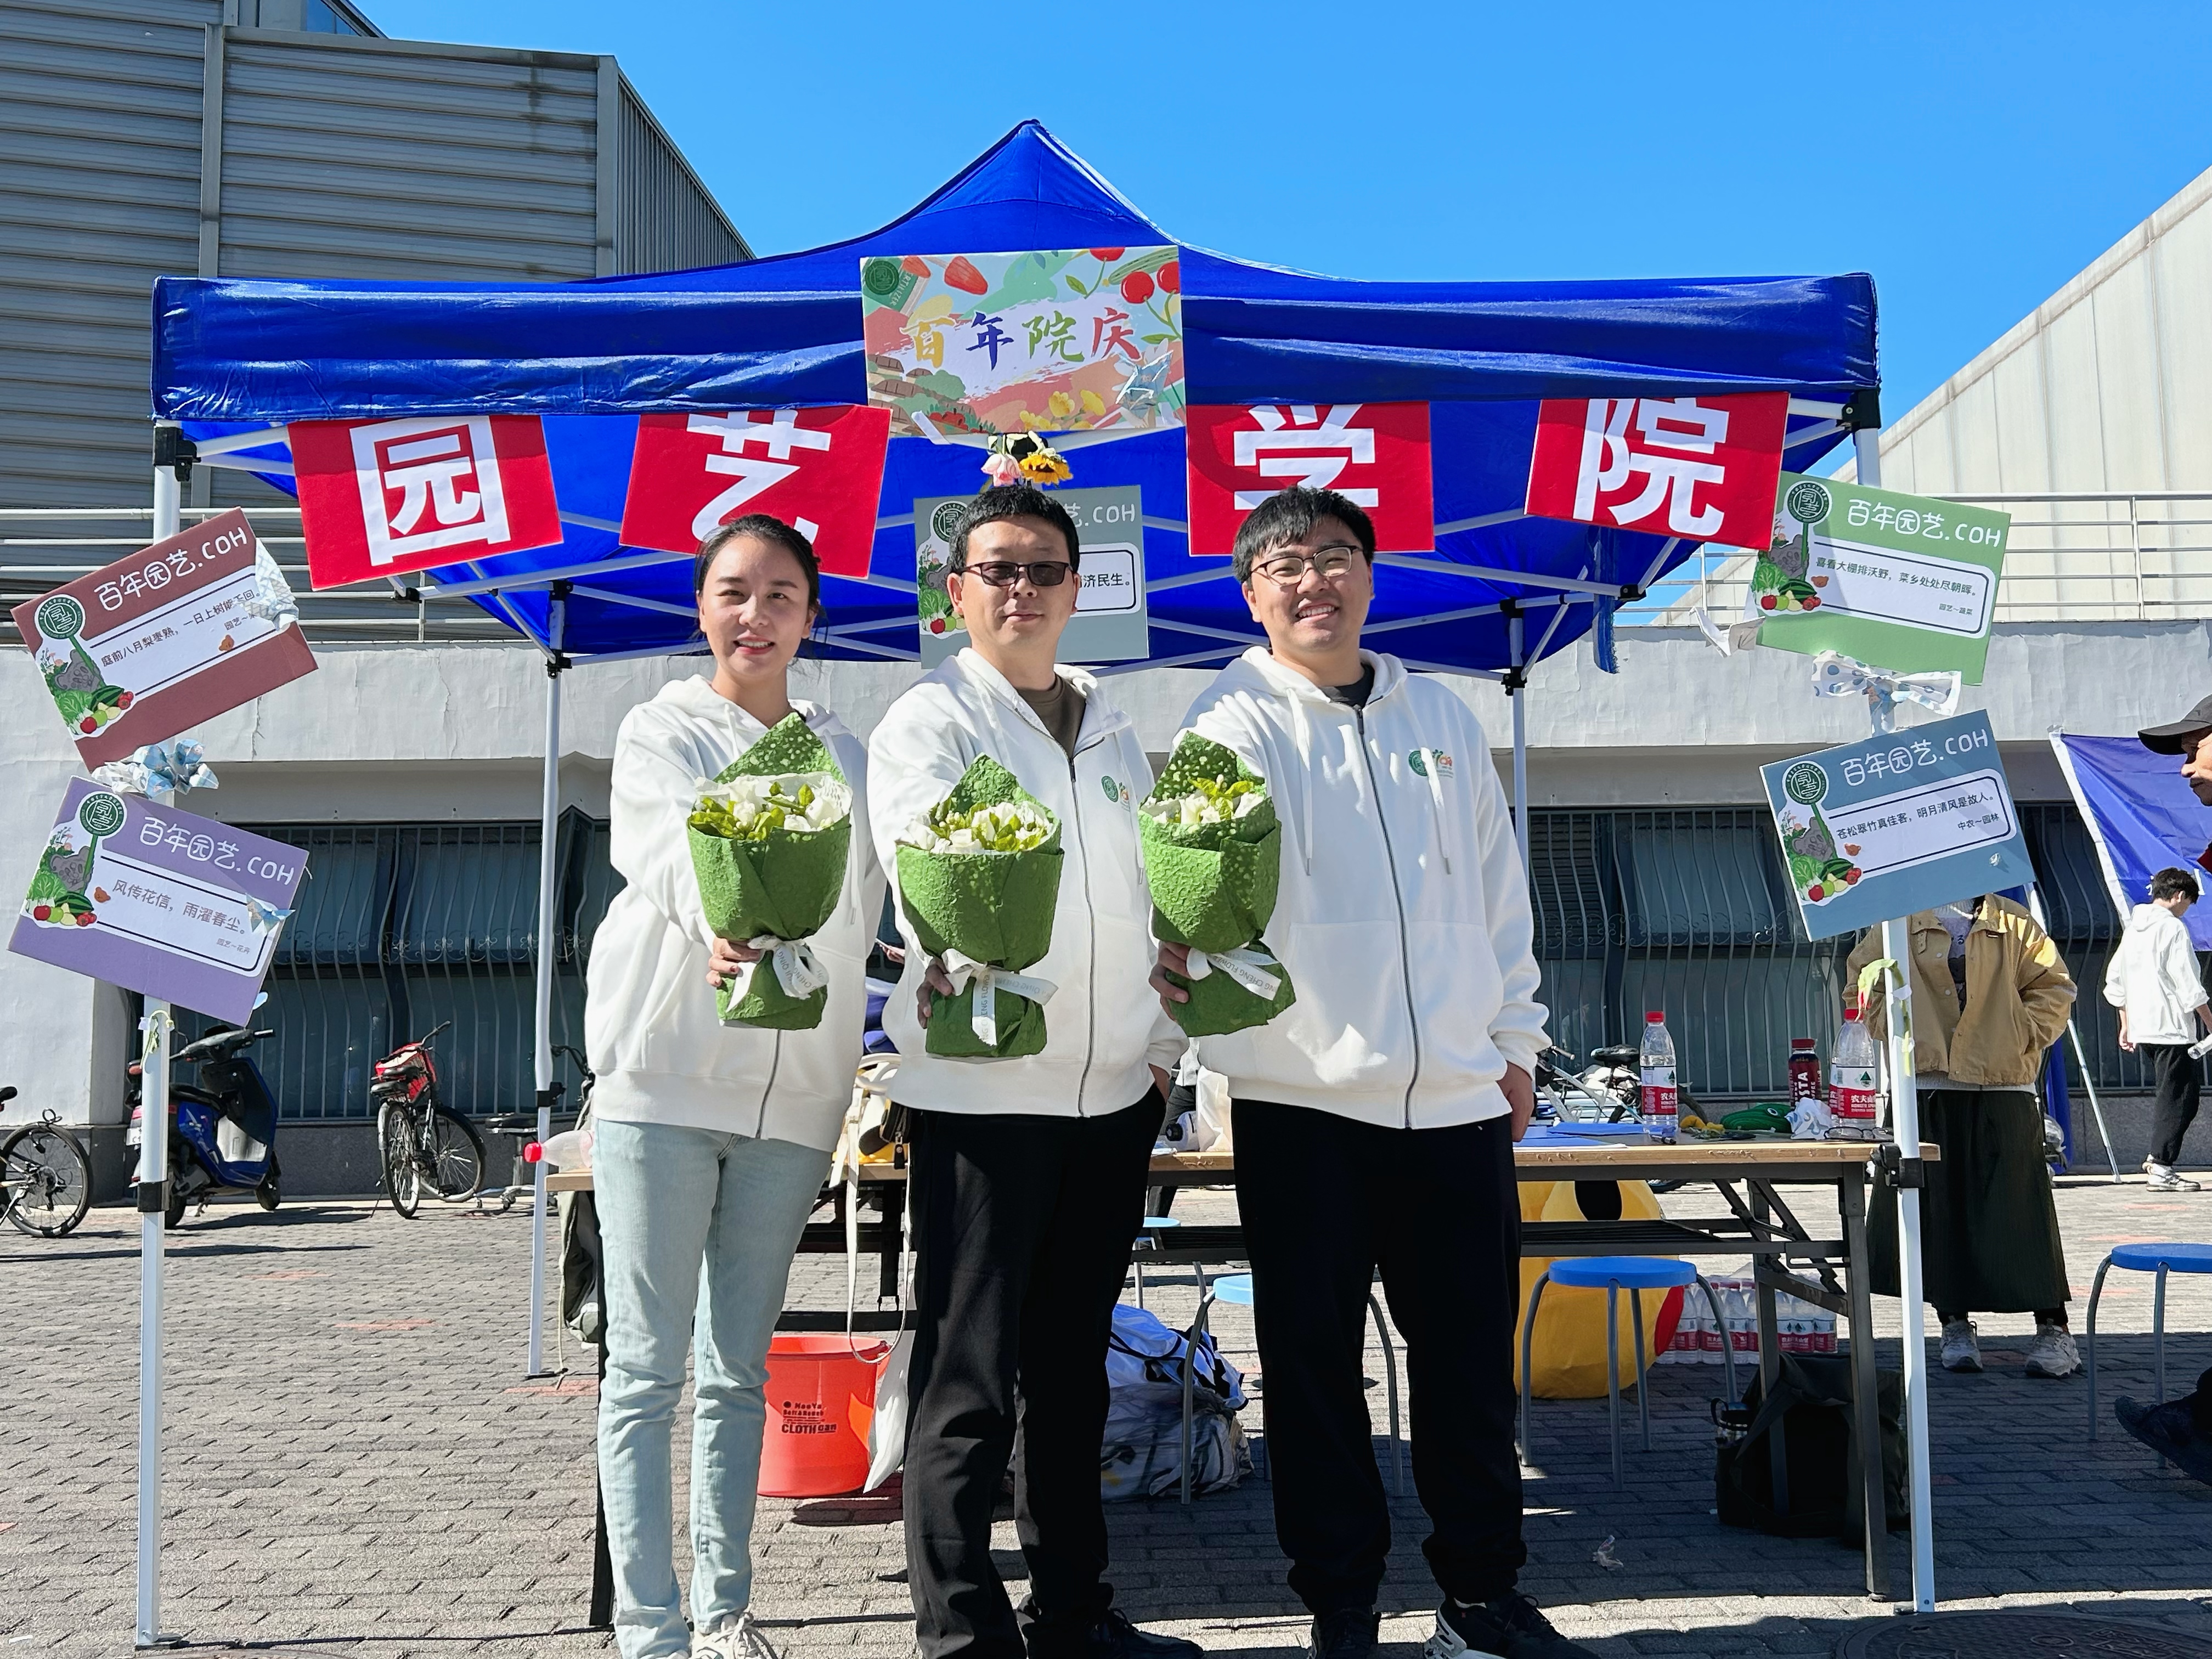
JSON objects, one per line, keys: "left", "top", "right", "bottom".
{"left": 1523, "top": 392, "right": 1788, "bottom": 548}
{"left": 619, "top": 405, "right": 891, "bottom": 579}
{"left": 289, "top": 415, "right": 565, "bottom": 588}
{"left": 1185, "top": 403, "right": 1434, "bottom": 557}
{"left": 11, "top": 509, "right": 317, "bottom": 768}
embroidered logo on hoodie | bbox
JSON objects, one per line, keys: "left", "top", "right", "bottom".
{"left": 1407, "top": 749, "right": 1454, "bottom": 778}
{"left": 1101, "top": 775, "right": 1131, "bottom": 805}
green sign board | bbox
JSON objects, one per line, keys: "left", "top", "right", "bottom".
{"left": 915, "top": 486, "right": 1148, "bottom": 667}
{"left": 1747, "top": 473, "right": 2010, "bottom": 684}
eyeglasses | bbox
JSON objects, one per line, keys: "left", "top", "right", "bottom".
{"left": 1252, "top": 545, "right": 1364, "bottom": 586}
{"left": 957, "top": 560, "right": 1073, "bottom": 589}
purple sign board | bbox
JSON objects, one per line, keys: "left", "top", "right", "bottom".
{"left": 10, "top": 780, "right": 306, "bottom": 1023}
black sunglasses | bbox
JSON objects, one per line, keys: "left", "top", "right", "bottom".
{"left": 955, "top": 559, "right": 1073, "bottom": 589}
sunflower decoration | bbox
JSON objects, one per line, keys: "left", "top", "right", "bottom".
{"left": 982, "top": 430, "right": 1071, "bottom": 488}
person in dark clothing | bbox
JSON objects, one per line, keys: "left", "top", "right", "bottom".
{"left": 1154, "top": 489, "right": 1592, "bottom": 1659}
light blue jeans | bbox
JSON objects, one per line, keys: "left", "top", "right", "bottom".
{"left": 594, "top": 1118, "right": 832, "bottom": 1659}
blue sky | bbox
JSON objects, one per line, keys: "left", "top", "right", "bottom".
{"left": 375, "top": 1, "right": 2212, "bottom": 423}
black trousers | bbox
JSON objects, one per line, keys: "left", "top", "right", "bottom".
{"left": 1233, "top": 1100, "right": 1526, "bottom": 1614}
{"left": 902, "top": 1092, "right": 1160, "bottom": 1659}
{"left": 2147, "top": 1042, "right": 2203, "bottom": 1167}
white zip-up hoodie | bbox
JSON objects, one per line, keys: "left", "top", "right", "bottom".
{"left": 1179, "top": 647, "right": 1547, "bottom": 1129}
{"left": 584, "top": 676, "right": 886, "bottom": 1153}
{"left": 2102, "top": 901, "right": 2209, "bottom": 1047}
{"left": 867, "top": 648, "right": 1182, "bottom": 1116}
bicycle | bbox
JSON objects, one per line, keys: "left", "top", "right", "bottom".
{"left": 1, "top": 1086, "right": 94, "bottom": 1237}
{"left": 371, "top": 1020, "right": 484, "bottom": 1218}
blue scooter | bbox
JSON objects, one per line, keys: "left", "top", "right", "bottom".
{"left": 127, "top": 1024, "right": 281, "bottom": 1226}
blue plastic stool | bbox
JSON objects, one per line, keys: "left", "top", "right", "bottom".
{"left": 1132, "top": 1216, "right": 1182, "bottom": 1310}
{"left": 1519, "top": 1256, "right": 1737, "bottom": 1490}
{"left": 1182, "top": 1271, "right": 1403, "bottom": 1504}
{"left": 2085, "top": 1242, "right": 2212, "bottom": 1437}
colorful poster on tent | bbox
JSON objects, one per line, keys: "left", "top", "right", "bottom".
{"left": 1524, "top": 392, "right": 1787, "bottom": 550}
{"left": 1760, "top": 712, "right": 2032, "bottom": 943}
{"left": 1746, "top": 474, "right": 2010, "bottom": 684}
{"left": 13, "top": 510, "right": 316, "bottom": 768}
{"left": 10, "top": 780, "right": 305, "bottom": 1023}
{"left": 619, "top": 406, "right": 890, "bottom": 578}
{"left": 1184, "top": 402, "right": 1434, "bottom": 556}
{"left": 861, "top": 249, "right": 1184, "bottom": 439}
{"left": 289, "top": 415, "right": 565, "bottom": 588}
{"left": 913, "top": 486, "right": 1147, "bottom": 667}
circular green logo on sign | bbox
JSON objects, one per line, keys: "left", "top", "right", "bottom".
{"left": 77, "top": 792, "right": 127, "bottom": 838}
{"left": 36, "top": 595, "right": 85, "bottom": 640}
{"left": 930, "top": 500, "right": 968, "bottom": 543}
{"left": 1782, "top": 761, "right": 1829, "bottom": 806}
{"left": 861, "top": 257, "right": 904, "bottom": 298}
{"left": 1784, "top": 480, "right": 1833, "bottom": 526}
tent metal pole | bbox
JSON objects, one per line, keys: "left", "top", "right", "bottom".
{"left": 527, "top": 588, "right": 568, "bottom": 1378}
{"left": 1858, "top": 423, "right": 1935, "bottom": 1613}
{"left": 137, "top": 428, "right": 182, "bottom": 1650}
{"left": 1509, "top": 611, "right": 1530, "bottom": 873}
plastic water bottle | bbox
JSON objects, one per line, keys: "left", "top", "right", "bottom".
{"left": 1829, "top": 1006, "right": 1880, "bottom": 1140}
{"left": 1639, "top": 1011, "right": 1678, "bottom": 1144}
{"left": 523, "top": 1126, "right": 593, "bottom": 1169}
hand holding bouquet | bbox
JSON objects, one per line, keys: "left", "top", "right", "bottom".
{"left": 894, "top": 755, "right": 1064, "bottom": 1058}
{"left": 688, "top": 713, "right": 853, "bottom": 1029}
{"left": 1142, "top": 733, "right": 1296, "bottom": 1035}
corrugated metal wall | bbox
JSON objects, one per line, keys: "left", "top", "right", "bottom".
{"left": 0, "top": 6, "right": 747, "bottom": 510}
{"left": 0, "top": 0, "right": 218, "bottom": 506}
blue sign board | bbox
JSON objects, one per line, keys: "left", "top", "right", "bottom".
{"left": 1760, "top": 711, "right": 2034, "bottom": 942}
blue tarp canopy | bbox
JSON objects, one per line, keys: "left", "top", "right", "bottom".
{"left": 153, "top": 121, "right": 1877, "bottom": 673}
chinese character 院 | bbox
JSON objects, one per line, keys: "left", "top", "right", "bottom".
{"left": 1572, "top": 398, "right": 1731, "bottom": 537}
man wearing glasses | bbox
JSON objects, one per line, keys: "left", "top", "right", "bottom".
{"left": 867, "top": 484, "right": 1191, "bottom": 1659}
{"left": 1154, "top": 488, "right": 1587, "bottom": 1659}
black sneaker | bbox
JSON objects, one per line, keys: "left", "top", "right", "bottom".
{"left": 1308, "top": 1609, "right": 1380, "bottom": 1659}
{"left": 2115, "top": 1395, "right": 2212, "bottom": 1487}
{"left": 1085, "top": 1610, "right": 1203, "bottom": 1659}
{"left": 1425, "top": 1594, "right": 1598, "bottom": 1659}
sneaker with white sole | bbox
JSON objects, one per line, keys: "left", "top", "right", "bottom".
{"left": 1939, "top": 1318, "right": 1982, "bottom": 1373}
{"left": 2146, "top": 1164, "right": 2203, "bottom": 1192}
{"left": 695, "top": 1611, "right": 781, "bottom": 1659}
{"left": 1426, "top": 1594, "right": 1598, "bottom": 1658}
{"left": 2023, "top": 1322, "right": 2081, "bottom": 1379}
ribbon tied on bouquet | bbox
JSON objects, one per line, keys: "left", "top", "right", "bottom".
{"left": 1809, "top": 651, "right": 1961, "bottom": 735}
{"left": 1182, "top": 944, "right": 1284, "bottom": 1001}
{"left": 940, "top": 949, "right": 1059, "bottom": 1048}
{"left": 741, "top": 934, "right": 832, "bottom": 1005}
{"left": 94, "top": 737, "right": 219, "bottom": 798}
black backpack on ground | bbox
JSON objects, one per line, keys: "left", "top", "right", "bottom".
{"left": 1715, "top": 1352, "right": 1908, "bottom": 1543}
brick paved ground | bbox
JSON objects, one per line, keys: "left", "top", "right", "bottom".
{"left": 3, "top": 1174, "right": 2208, "bottom": 1658}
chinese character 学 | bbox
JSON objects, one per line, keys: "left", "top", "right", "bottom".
{"left": 1229, "top": 406, "right": 1385, "bottom": 509}
{"left": 1573, "top": 398, "right": 1733, "bottom": 537}
{"left": 349, "top": 416, "right": 514, "bottom": 568}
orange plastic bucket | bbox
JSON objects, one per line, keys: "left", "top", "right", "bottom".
{"left": 759, "top": 1335, "right": 889, "bottom": 1497}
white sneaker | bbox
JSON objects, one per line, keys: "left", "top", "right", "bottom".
{"left": 2023, "top": 1322, "right": 2081, "bottom": 1379}
{"left": 1939, "top": 1318, "right": 1982, "bottom": 1373}
{"left": 695, "top": 1612, "right": 781, "bottom": 1659}
{"left": 2146, "top": 1164, "right": 2202, "bottom": 1192}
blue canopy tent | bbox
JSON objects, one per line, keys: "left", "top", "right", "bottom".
{"left": 134, "top": 125, "right": 1891, "bottom": 1592}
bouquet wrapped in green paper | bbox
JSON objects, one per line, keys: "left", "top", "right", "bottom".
{"left": 687, "top": 713, "right": 853, "bottom": 1029}
{"left": 894, "top": 755, "right": 1064, "bottom": 1058}
{"left": 1141, "top": 732, "right": 1296, "bottom": 1036}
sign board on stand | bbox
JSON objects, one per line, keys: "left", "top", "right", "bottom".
{"left": 1748, "top": 474, "right": 2010, "bottom": 682}
{"left": 914, "top": 486, "right": 1147, "bottom": 667}
{"left": 10, "top": 781, "right": 305, "bottom": 1023}
{"left": 1760, "top": 711, "right": 2033, "bottom": 942}
{"left": 13, "top": 509, "right": 316, "bottom": 768}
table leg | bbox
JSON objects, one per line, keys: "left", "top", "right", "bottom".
{"left": 1841, "top": 1169, "right": 1889, "bottom": 1599}
{"left": 590, "top": 1339, "right": 613, "bottom": 1629}
{"left": 1752, "top": 1185, "right": 1788, "bottom": 1517}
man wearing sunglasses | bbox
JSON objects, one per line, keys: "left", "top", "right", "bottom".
{"left": 1153, "top": 488, "right": 1585, "bottom": 1659}
{"left": 867, "top": 484, "right": 1190, "bottom": 1659}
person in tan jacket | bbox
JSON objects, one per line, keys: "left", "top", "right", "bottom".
{"left": 1847, "top": 893, "right": 2079, "bottom": 1379}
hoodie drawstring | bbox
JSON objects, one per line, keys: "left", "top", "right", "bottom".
{"left": 1415, "top": 748, "right": 1453, "bottom": 876}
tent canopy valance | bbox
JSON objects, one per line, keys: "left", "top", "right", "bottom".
{"left": 150, "top": 120, "right": 1878, "bottom": 675}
